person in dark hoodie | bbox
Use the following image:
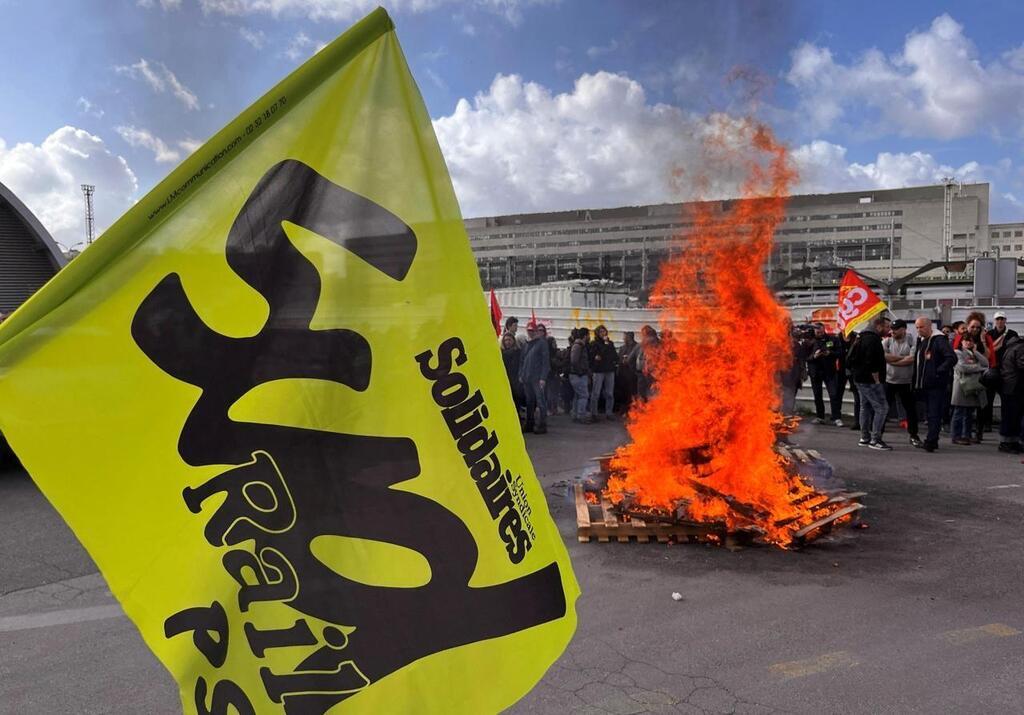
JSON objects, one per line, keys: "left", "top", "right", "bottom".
{"left": 913, "top": 316, "right": 957, "bottom": 452}
{"left": 568, "top": 327, "right": 592, "bottom": 422}
{"left": 500, "top": 333, "right": 523, "bottom": 412}
{"left": 848, "top": 315, "right": 891, "bottom": 450}
{"left": 588, "top": 325, "right": 618, "bottom": 420}
{"left": 518, "top": 321, "right": 550, "bottom": 434}
{"left": 997, "top": 333, "right": 1024, "bottom": 453}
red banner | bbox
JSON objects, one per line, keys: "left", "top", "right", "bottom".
{"left": 489, "top": 289, "right": 502, "bottom": 336}
{"left": 836, "top": 270, "right": 887, "bottom": 336}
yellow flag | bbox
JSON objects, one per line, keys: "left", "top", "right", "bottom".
{"left": 0, "top": 8, "right": 578, "bottom": 713}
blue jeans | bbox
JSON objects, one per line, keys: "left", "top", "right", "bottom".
{"left": 857, "top": 382, "right": 888, "bottom": 442}
{"left": 523, "top": 379, "right": 547, "bottom": 429}
{"left": 569, "top": 374, "right": 590, "bottom": 419}
{"left": 952, "top": 406, "right": 975, "bottom": 440}
{"left": 590, "top": 372, "right": 615, "bottom": 417}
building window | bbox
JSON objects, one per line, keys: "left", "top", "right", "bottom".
{"left": 1004, "top": 245, "right": 1013, "bottom": 252}
{"left": 1017, "top": 245, "right": 1023, "bottom": 251}
{"left": 1016, "top": 231, "right": 1024, "bottom": 237}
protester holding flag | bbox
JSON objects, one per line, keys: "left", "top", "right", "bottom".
{"left": 848, "top": 315, "right": 892, "bottom": 450}
{"left": 914, "top": 316, "right": 957, "bottom": 452}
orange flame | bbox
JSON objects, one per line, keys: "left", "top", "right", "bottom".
{"left": 608, "top": 120, "right": 821, "bottom": 546}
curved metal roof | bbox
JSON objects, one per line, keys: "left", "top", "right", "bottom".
{"left": 0, "top": 181, "right": 67, "bottom": 269}
{"left": 0, "top": 181, "right": 67, "bottom": 313}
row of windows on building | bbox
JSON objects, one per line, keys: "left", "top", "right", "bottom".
{"left": 993, "top": 230, "right": 1024, "bottom": 239}
{"left": 470, "top": 208, "right": 908, "bottom": 245}
{"left": 472, "top": 221, "right": 904, "bottom": 254}
{"left": 786, "top": 209, "right": 903, "bottom": 222}
{"left": 476, "top": 235, "right": 903, "bottom": 290}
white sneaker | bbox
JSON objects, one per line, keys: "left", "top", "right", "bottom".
{"left": 811, "top": 417, "right": 824, "bottom": 425}
{"left": 833, "top": 419, "right": 844, "bottom": 427}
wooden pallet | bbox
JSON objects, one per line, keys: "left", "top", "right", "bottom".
{"left": 575, "top": 481, "right": 866, "bottom": 548}
{"left": 575, "top": 484, "right": 725, "bottom": 543}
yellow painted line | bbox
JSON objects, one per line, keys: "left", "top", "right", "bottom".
{"left": 941, "top": 623, "right": 1020, "bottom": 645}
{"left": 769, "top": 651, "right": 858, "bottom": 679}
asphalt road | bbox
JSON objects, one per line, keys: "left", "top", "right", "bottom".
{"left": 2, "top": 416, "right": 1024, "bottom": 714}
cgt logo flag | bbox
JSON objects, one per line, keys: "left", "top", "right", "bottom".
{"left": 0, "top": 9, "right": 577, "bottom": 715}
{"left": 836, "top": 269, "right": 888, "bottom": 336}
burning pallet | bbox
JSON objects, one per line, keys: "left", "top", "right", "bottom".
{"left": 576, "top": 445, "right": 866, "bottom": 549}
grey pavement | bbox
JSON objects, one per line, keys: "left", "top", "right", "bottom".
{"left": 2, "top": 415, "right": 1024, "bottom": 713}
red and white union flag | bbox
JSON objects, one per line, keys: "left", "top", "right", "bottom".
{"left": 836, "top": 269, "right": 888, "bottom": 336}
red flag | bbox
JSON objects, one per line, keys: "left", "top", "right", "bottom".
{"left": 836, "top": 270, "right": 888, "bottom": 336}
{"left": 489, "top": 289, "right": 502, "bottom": 336}
{"left": 531, "top": 307, "right": 538, "bottom": 328}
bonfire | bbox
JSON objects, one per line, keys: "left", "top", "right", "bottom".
{"left": 590, "top": 121, "right": 863, "bottom": 549}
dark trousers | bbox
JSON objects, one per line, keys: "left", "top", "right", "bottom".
{"left": 999, "top": 391, "right": 1022, "bottom": 442}
{"left": 920, "top": 385, "right": 946, "bottom": 445}
{"left": 981, "top": 385, "right": 997, "bottom": 433}
{"left": 835, "top": 373, "right": 847, "bottom": 414}
{"left": 810, "top": 372, "right": 841, "bottom": 420}
{"left": 885, "top": 383, "right": 919, "bottom": 438}
{"left": 846, "top": 379, "right": 860, "bottom": 426}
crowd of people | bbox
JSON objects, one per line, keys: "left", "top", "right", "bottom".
{"left": 785, "top": 310, "right": 1024, "bottom": 454}
{"left": 499, "top": 316, "right": 659, "bottom": 435}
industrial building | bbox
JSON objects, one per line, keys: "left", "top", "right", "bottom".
{"left": 467, "top": 182, "right": 994, "bottom": 291}
{"left": 0, "top": 181, "right": 66, "bottom": 314}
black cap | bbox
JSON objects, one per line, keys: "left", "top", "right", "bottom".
{"left": 892, "top": 319, "right": 907, "bottom": 329}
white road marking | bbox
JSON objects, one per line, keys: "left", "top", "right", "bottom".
{"left": 0, "top": 604, "right": 124, "bottom": 633}
{"left": 985, "top": 484, "right": 1022, "bottom": 490}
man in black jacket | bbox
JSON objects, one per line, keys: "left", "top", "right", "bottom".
{"left": 848, "top": 316, "right": 891, "bottom": 450}
{"left": 913, "top": 316, "right": 957, "bottom": 452}
{"left": 998, "top": 333, "right": 1024, "bottom": 452}
{"left": 807, "top": 323, "right": 844, "bottom": 426}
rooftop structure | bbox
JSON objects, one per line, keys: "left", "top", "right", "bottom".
{"left": 0, "top": 181, "right": 66, "bottom": 314}
{"left": 466, "top": 182, "right": 992, "bottom": 291}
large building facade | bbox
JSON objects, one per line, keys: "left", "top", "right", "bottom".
{"left": 0, "top": 181, "right": 66, "bottom": 313}
{"left": 467, "top": 182, "right": 993, "bottom": 291}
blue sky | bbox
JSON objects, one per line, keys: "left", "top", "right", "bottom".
{"left": 1, "top": 0, "right": 1023, "bottom": 248}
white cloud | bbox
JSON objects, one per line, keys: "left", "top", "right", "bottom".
{"left": 114, "top": 58, "right": 200, "bottom": 111}
{"left": 115, "top": 125, "right": 182, "bottom": 164}
{"left": 239, "top": 26, "right": 266, "bottom": 49}
{"left": 137, "top": 0, "right": 183, "bottom": 8}
{"left": 76, "top": 97, "right": 104, "bottom": 119}
{"left": 0, "top": 127, "right": 138, "bottom": 249}
{"left": 198, "top": 0, "right": 553, "bottom": 24}
{"left": 434, "top": 72, "right": 761, "bottom": 217}
{"left": 586, "top": 39, "right": 619, "bottom": 60}
{"left": 282, "top": 31, "right": 326, "bottom": 61}
{"left": 786, "top": 14, "right": 1024, "bottom": 139}
{"left": 423, "top": 67, "right": 447, "bottom": 92}
{"left": 791, "top": 140, "right": 983, "bottom": 193}
{"left": 432, "top": 70, "right": 1013, "bottom": 221}
{"left": 178, "top": 138, "right": 203, "bottom": 154}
